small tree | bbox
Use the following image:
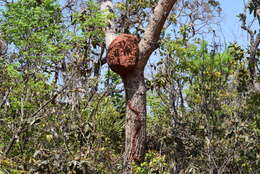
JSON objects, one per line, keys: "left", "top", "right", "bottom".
{"left": 100, "top": 0, "right": 178, "bottom": 172}
{"left": 238, "top": 0, "right": 260, "bottom": 91}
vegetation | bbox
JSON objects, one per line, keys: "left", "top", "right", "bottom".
{"left": 0, "top": 0, "right": 259, "bottom": 173}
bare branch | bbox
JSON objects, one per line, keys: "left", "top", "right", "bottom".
{"left": 4, "top": 73, "right": 77, "bottom": 156}
{"left": 0, "top": 38, "right": 7, "bottom": 56}
{"left": 241, "top": 4, "right": 254, "bottom": 44}
{"left": 138, "top": 0, "right": 178, "bottom": 67}
{"left": 101, "top": 0, "right": 117, "bottom": 47}
{"left": 4, "top": 92, "right": 59, "bottom": 156}
{"left": 0, "top": 88, "right": 11, "bottom": 109}
{"left": 239, "top": 1, "right": 259, "bottom": 86}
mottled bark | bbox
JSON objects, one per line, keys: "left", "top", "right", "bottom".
{"left": 138, "top": 0, "right": 178, "bottom": 68}
{"left": 122, "top": 70, "right": 146, "bottom": 170}
{"left": 101, "top": 0, "right": 177, "bottom": 173}
{"left": 123, "top": 1, "right": 178, "bottom": 172}
{"left": 100, "top": 0, "right": 117, "bottom": 47}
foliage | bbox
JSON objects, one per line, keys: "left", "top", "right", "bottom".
{"left": 145, "top": 38, "right": 259, "bottom": 173}
{"left": 1, "top": 0, "right": 66, "bottom": 61}
{"left": 0, "top": 0, "right": 259, "bottom": 173}
{"left": 132, "top": 151, "right": 170, "bottom": 174}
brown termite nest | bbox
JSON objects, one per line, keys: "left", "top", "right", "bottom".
{"left": 106, "top": 34, "right": 140, "bottom": 77}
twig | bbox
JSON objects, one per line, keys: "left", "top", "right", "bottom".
{"left": 3, "top": 92, "right": 59, "bottom": 156}
{"left": 3, "top": 125, "right": 24, "bottom": 156}
{"left": 4, "top": 73, "right": 76, "bottom": 156}
{"left": 0, "top": 88, "right": 11, "bottom": 109}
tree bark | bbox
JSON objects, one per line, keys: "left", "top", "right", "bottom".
{"left": 101, "top": 0, "right": 178, "bottom": 173}
{"left": 122, "top": 69, "right": 146, "bottom": 171}
{"left": 101, "top": 0, "right": 117, "bottom": 47}
{"left": 138, "top": 0, "right": 178, "bottom": 67}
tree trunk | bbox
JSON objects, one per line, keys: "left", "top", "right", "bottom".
{"left": 122, "top": 69, "right": 146, "bottom": 172}
{"left": 100, "top": 0, "right": 177, "bottom": 173}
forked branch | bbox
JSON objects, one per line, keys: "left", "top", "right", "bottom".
{"left": 138, "top": 0, "right": 178, "bottom": 67}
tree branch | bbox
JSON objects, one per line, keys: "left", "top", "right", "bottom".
{"left": 101, "top": 0, "right": 117, "bottom": 48}
{"left": 240, "top": 3, "right": 259, "bottom": 80}
{"left": 0, "top": 88, "right": 11, "bottom": 109}
{"left": 4, "top": 73, "right": 77, "bottom": 156}
{"left": 138, "top": 0, "right": 178, "bottom": 67}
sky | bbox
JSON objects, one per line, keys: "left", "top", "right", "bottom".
{"left": 218, "top": 0, "right": 252, "bottom": 47}
{"left": 146, "top": 0, "right": 256, "bottom": 77}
